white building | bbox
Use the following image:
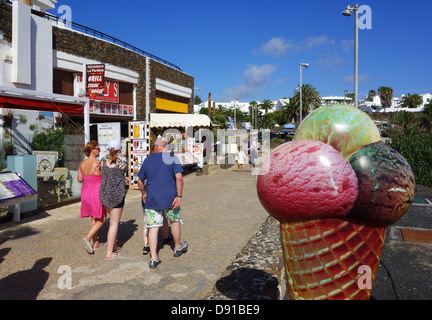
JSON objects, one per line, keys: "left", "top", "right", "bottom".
{"left": 359, "top": 93, "right": 431, "bottom": 113}
{"left": 273, "top": 98, "right": 290, "bottom": 111}
{"left": 321, "top": 96, "right": 353, "bottom": 106}
{"left": 195, "top": 100, "right": 260, "bottom": 114}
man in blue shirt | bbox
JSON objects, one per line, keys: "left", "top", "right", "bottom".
{"left": 137, "top": 137, "right": 187, "bottom": 269}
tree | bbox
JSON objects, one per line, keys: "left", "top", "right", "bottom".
{"left": 282, "top": 97, "right": 298, "bottom": 123}
{"left": 259, "top": 99, "right": 274, "bottom": 114}
{"left": 262, "top": 112, "right": 279, "bottom": 129}
{"left": 292, "top": 84, "right": 321, "bottom": 121}
{"left": 194, "top": 95, "right": 202, "bottom": 105}
{"left": 392, "top": 111, "right": 418, "bottom": 136}
{"left": 248, "top": 101, "right": 258, "bottom": 128}
{"left": 399, "top": 93, "right": 423, "bottom": 109}
{"left": 378, "top": 86, "right": 394, "bottom": 111}
{"left": 419, "top": 101, "right": 432, "bottom": 132}
{"left": 366, "top": 90, "right": 377, "bottom": 101}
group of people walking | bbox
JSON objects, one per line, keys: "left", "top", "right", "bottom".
{"left": 78, "top": 137, "right": 187, "bottom": 269}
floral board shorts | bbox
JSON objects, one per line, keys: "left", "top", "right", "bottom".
{"left": 143, "top": 208, "right": 182, "bottom": 228}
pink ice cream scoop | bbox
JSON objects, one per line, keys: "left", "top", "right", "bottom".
{"left": 257, "top": 140, "right": 359, "bottom": 222}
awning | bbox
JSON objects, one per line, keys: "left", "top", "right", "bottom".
{"left": 0, "top": 95, "right": 84, "bottom": 114}
{"left": 0, "top": 86, "right": 86, "bottom": 115}
{"left": 150, "top": 113, "right": 211, "bottom": 128}
{"left": 0, "top": 86, "right": 91, "bottom": 143}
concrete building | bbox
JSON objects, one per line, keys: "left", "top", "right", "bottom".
{"left": 359, "top": 93, "right": 431, "bottom": 113}
{"left": 0, "top": 0, "right": 195, "bottom": 213}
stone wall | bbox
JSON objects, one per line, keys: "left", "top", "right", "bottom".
{"left": 150, "top": 60, "right": 194, "bottom": 114}
{"left": 53, "top": 27, "right": 194, "bottom": 118}
{"left": 0, "top": 2, "right": 12, "bottom": 43}
{"left": 0, "top": 1, "right": 194, "bottom": 119}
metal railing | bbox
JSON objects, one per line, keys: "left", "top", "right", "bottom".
{"left": 0, "top": 0, "right": 182, "bottom": 71}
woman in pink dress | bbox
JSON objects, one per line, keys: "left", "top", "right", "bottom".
{"left": 78, "top": 140, "right": 107, "bottom": 254}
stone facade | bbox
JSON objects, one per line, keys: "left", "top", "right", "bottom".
{"left": 0, "top": 2, "right": 12, "bottom": 43}
{"left": 52, "top": 27, "right": 194, "bottom": 118}
{"left": 0, "top": 1, "right": 194, "bottom": 118}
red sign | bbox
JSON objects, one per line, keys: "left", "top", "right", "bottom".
{"left": 95, "top": 80, "right": 119, "bottom": 103}
{"left": 86, "top": 64, "right": 105, "bottom": 97}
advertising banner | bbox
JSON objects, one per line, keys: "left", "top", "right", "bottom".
{"left": 86, "top": 64, "right": 105, "bottom": 97}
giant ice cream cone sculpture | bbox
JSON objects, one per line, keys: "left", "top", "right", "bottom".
{"left": 257, "top": 105, "right": 415, "bottom": 300}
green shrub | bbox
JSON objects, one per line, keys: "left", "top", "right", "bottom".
{"left": 386, "top": 133, "right": 432, "bottom": 188}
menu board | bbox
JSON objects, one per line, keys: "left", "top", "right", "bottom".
{"left": 0, "top": 172, "right": 37, "bottom": 202}
{"left": 129, "top": 121, "right": 149, "bottom": 188}
{"left": 97, "top": 122, "right": 121, "bottom": 159}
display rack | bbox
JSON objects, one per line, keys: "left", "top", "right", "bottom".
{"left": 129, "top": 121, "right": 149, "bottom": 189}
{"left": 0, "top": 171, "right": 38, "bottom": 222}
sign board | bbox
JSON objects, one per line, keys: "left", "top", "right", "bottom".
{"left": 92, "top": 79, "right": 119, "bottom": 103}
{"left": 90, "top": 102, "right": 133, "bottom": 116}
{"left": 86, "top": 64, "right": 105, "bottom": 97}
{"left": 0, "top": 171, "right": 37, "bottom": 202}
{"left": 97, "top": 122, "right": 121, "bottom": 159}
{"left": 129, "top": 121, "right": 149, "bottom": 188}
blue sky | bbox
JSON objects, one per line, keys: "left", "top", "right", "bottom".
{"left": 50, "top": 0, "right": 431, "bottom": 103}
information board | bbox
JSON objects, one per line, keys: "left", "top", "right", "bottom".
{"left": 97, "top": 122, "right": 121, "bottom": 159}
{"left": 129, "top": 121, "right": 149, "bottom": 188}
{"left": 0, "top": 171, "right": 37, "bottom": 202}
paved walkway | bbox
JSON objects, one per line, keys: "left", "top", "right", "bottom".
{"left": 0, "top": 165, "right": 276, "bottom": 300}
{"left": 1, "top": 164, "right": 431, "bottom": 300}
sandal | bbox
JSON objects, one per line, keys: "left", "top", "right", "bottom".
{"left": 104, "top": 252, "right": 121, "bottom": 261}
{"left": 93, "top": 242, "right": 105, "bottom": 250}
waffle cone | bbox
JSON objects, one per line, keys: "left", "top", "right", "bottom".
{"left": 280, "top": 218, "right": 386, "bottom": 300}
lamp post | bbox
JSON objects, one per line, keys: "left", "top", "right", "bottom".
{"left": 342, "top": 4, "right": 359, "bottom": 108}
{"left": 233, "top": 96, "right": 238, "bottom": 130}
{"left": 299, "top": 62, "right": 309, "bottom": 123}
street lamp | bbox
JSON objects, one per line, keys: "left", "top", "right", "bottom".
{"left": 299, "top": 62, "right": 309, "bottom": 123}
{"left": 342, "top": 4, "right": 359, "bottom": 108}
{"left": 233, "top": 96, "right": 238, "bottom": 130}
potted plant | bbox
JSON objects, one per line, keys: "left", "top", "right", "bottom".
{"left": 19, "top": 114, "right": 27, "bottom": 124}
{"left": 55, "top": 112, "right": 63, "bottom": 124}
{"left": 3, "top": 109, "right": 14, "bottom": 127}
{"left": 3, "top": 141, "right": 13, "bottom": 155}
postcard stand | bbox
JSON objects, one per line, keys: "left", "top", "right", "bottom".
{"left": 0, "top": 171, "right": 38, "bottom": 222}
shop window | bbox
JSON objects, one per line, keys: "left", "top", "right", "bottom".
{"left": 53, "top": 69, "right": 74, "bottom": 96}
{"left": 119, "top": 82, "right": 134, "bottom": 105}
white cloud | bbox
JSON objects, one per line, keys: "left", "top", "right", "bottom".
{"left": 316, "top": 53, "right": 346, "bottom": 71}
{"left": 338, "top": 39, "right": 354, "bottom": 52}
{"left": 343, "top": 74, "right": 370, "bottom": 83}
{"left": 302, "top": 35, "right": 334, "bottom": 50}
{"left": 259, "top": 35, "right": 335, "bottom": 58}
{"left": 223, "top": 64, "right": 276, "bottom": 99}
{"left": 260, "top": 37, "right": 292, "bottom": 57}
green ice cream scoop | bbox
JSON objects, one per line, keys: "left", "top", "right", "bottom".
{"left": 294, "top": 104, "right": 381, "bottom": 159}
{"left": 347, "top": 142, "right": 415, "bottom": 227}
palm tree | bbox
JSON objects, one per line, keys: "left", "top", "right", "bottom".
{"left": 262, "top": 112, "right": 279, "bottom": 129}
{"left": 367, "top": 90, "right": 377, "bottom": 101}
{"left": 399, "top": 93, "right": 423, "bottom": 109}
{"left": 392, "top": 111, "right": 418, "bottom": 135}
{"left": 378, "top": 86, "right": 394, "bottom": 112}
{"left": 292, "top": 84, "right": 321, "bottom": 121}
{"left": 282, "top": 98, "right": 298, "bottom": 124}
{"left": 248, "top": 101, "right": 258, "bottom": 128}
{"left": 259, "top": 99, "right": 273, "bottom": 114}
{"left": 419, "top": 101, "right": 432, "bottom": 132}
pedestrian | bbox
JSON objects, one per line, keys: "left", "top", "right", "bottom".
{"left": 249, "top": 144, "right": 258, "bottom": 172}
{"left": 99, "top": 140, "right": 128, "bottom": 261}
{"left": 78, "top": 140, "right": 107, "bottom": 254}
{"left": 235, "top": 146, "right": 247, "bottom": 172}
{"left": 137, "top": 137, "right": 187, "bottom": 269}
